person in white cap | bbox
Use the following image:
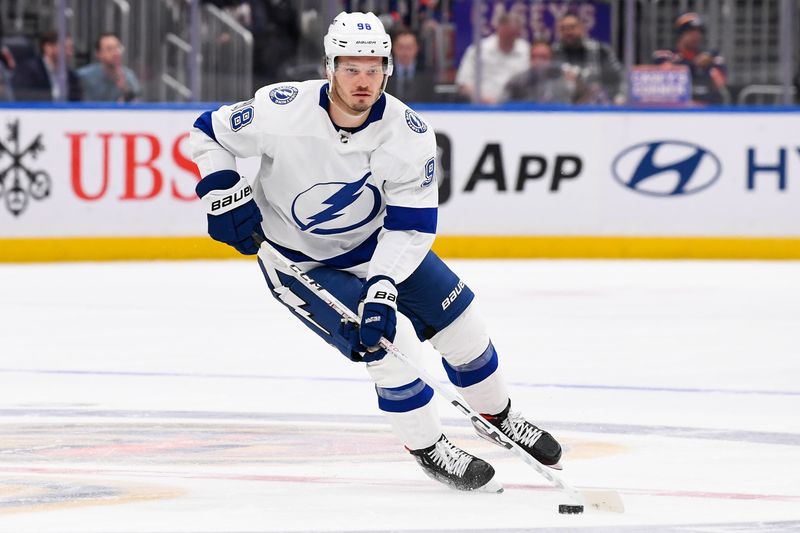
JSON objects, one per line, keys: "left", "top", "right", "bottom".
{"left": 189, "top": 11, "right": 562, "bottom": 492}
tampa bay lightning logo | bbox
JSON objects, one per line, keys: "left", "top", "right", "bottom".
{"left": 405, "top": 109, "right": 427, "bottom": 133}
{"left": 291, "top": 173, "right": 382, "bottom": 235}
{"left": 269, "top": 86, "right": 299, "bottom": 105}
{"left": 612, "top": 140, "right": 721, "bottom": 197}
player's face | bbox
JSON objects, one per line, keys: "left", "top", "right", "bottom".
{"left": 332, "top": 56, "right": 386, "bottom": 113}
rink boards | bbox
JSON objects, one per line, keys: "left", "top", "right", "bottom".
{"left": 0, "top": 103, "right": 798, "bottom": 261}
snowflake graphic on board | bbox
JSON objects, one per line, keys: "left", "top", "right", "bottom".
{"left": 0, "top": 119, "right": 51, "bottom": 216}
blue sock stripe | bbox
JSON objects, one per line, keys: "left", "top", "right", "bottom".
{"left": 376, "top": 379, "right": 434, "bottom": 413}
{"left": 442, "top": 342, "right": 499, "bottom": 388}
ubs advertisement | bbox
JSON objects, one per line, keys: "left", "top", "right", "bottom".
{"left": 0, "top": 107, "right": 798, "bottom": 240}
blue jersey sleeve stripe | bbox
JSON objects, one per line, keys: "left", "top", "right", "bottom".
{"left": 384, "top": 205, "right": 437, "bottom": 234}
{"left": 193, "top": 110, "right": 219, "bottom": 144}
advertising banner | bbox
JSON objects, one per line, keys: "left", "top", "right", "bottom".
{"left": 1, "top": 105, "right": 798, "bottom": 260}
{"left": 0, "top": 109, "right": 205, "bottom": 237}
{"left": 424, "top": 109, "right": 799, "bottom": 237}
{"left": 628, "top": 65, "right": 691, "bottom": 105}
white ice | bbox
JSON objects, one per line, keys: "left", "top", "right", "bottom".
{"left": 1, "top": 258, "right": 799, "bottom": 532}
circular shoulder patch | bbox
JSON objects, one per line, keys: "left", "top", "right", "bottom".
{"left": 405, "top": 109, "right": 428, "bottom": 133}
{"left": 269, "top": 86, "right": 299, "bottom": 105}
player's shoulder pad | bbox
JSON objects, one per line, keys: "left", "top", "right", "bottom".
{"left": 383, "top": 93, "right": 434, "bottom": 139}
{"left": 255, "top": 79, "right": 323, "bottom": 108}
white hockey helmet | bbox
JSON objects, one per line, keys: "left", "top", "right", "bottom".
{"left": 324, "top": 11, "right": 394, "bottom": 77}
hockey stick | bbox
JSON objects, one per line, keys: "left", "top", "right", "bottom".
{"left": 254, "top": 235, "right": 624, "bottom": 513}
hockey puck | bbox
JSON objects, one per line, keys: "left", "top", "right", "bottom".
{"left": 558, "top": 504, "right": 584, "bottom": 514}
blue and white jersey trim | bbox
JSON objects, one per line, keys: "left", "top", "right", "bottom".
{"left": 193, "top": 110, "right": 218, "bottom": 144}
{"left": 266, "top": 227, "right": 381, "bottom": 270}
{"left": 384, "top": 205, "right": 437, "bottom": 234}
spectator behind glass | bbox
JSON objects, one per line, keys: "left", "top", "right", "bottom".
{"left": 501, "top": 40, "right": 579, "bottom": 104}
{"left": 0, "top": 11, "right": 15, "bottom": 71}
{"left": 455, "top": 13, "right": 530, "bottom": 104}
{"left": 385, "top": 27, "right": 438, "bottom": 102}
{"left": 249, "top": 0, "right": 299, "bottom": 86}
{"left": 12, "top": 31, "right": 82, "bottom": 102}
{"left": 0, "top": 11, "right": 16, "bottom": 100}
{"left": 78, "top": 32, "right": 141, "bottom": 102}
{"left": 652, "top": 13, "right": 728, "bottom": 106}
{"left": 552, "top": 13, "right": 624, "bottom": 104}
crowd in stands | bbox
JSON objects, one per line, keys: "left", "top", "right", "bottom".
{"left": 0, "top": 28, "right": 140, "bottom": 103}
{"left": 451, "top": 10, "right": 727, "bottom": 106}
{"left": 0, "top": 4, "right": 786, "bottom": 106}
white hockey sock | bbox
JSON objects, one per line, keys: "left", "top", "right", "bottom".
{"left": 384, "top": 400, "right": 442, "bottom": 451}
{"left": 365, "top": 314, "right": 442, "bottom": 450}
{"left": 457, "top": 370, "right": 509, "bottom": 416}
{"left": 431, "top": 304, "right": 510, "bottom": 415}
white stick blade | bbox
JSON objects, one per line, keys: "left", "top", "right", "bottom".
{"left": 582, "top": 490, "right": 625, "bottom": 513}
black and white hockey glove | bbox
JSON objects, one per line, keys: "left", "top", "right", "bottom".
{"left": 358, "top": 276, "right": 398, "bottom": 356}
{"left": 196, "top": 170, "right": 266, "bottom": 255}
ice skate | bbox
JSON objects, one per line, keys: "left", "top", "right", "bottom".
{"left": 409, "top": 434, "right": 502, "bottom": 493}
{"left": 475, "top": 400, "right": 563, "bottom": 469}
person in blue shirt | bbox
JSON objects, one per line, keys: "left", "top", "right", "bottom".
{"left": 77, "top": 32, "right": 140, "bottom": 102}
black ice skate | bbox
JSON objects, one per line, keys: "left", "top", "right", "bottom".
{"left": 475, "top": 400, "right": 563, "bottom": 470}
{"left": 409, "top": 434, "right": 502, "bottom": 493}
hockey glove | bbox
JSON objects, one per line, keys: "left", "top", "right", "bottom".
{"left": 358, "top": 276, "right": 398, "bottom": 358}
{"left": 338, "top": 320, "right": 376, "bottom": 362}
{"left": 196, "top": 170, "right": 266, "bottom": 255}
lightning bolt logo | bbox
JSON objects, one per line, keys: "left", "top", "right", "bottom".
{"left": 273, "top": 286, "right": 329, "bottom": 334}
{"left": 291, "top": 172, "right": 382, "bottom": 235}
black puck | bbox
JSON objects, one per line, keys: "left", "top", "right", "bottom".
{"left": 558, "top": 504, "right": 584, "bottom": 514}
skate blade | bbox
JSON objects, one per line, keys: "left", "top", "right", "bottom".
{"left": 548, "top": 461, "right": 563, "bottom": 471}
{"left": 476, "top": 478, "right": 504, "bottom": 493}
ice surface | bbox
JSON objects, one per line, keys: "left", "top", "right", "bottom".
{"left": 1, "top": 259, "right": 799, "bottom": 532}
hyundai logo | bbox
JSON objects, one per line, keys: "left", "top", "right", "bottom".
{"left": 611, "top": 140, "right": 721, "bottom": 197}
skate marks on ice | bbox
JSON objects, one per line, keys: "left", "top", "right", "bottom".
{"left": 0, "top": 410, "right": 618, "bottom": 500}
{"left": 226, "top": 522, "right": 800, "bottom": 533}
{"left": 37, "top": 522, "right": 800, "bottom": 533}
{"left": 1, "top": 408, "right": 798, "bottom": 514}
{"left": 0, "top": 477, "right": 183, "bottom": 515}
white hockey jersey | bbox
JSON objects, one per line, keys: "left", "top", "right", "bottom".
{"left": 190, "top": 79, "right": 438, "bottom": 283}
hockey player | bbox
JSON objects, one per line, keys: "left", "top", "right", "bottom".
{"left": 189, "top": 11, "right": 561, "bottom": 492}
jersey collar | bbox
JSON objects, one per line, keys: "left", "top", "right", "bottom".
{"left": 318, "top": 83, "right": 386, "bottom": 134}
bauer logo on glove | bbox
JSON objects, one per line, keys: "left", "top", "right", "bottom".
{"left": 210, "top": 184, "right": 252, "bottom": 213}
{"left": 195, "top": 170, "right": 266, "bottom": 255}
